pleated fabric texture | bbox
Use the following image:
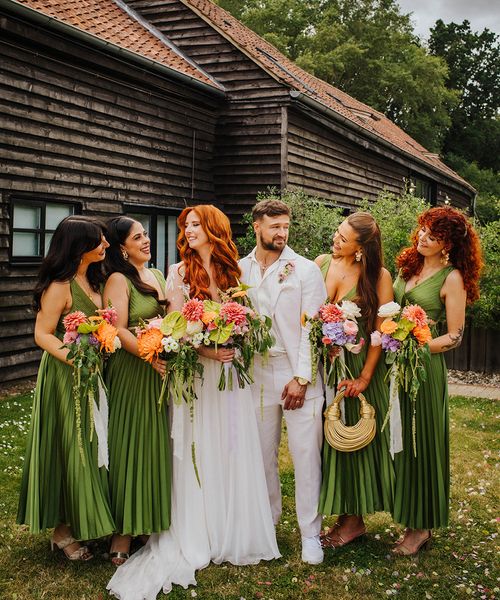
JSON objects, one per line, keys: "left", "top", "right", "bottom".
{"left": 318, "top": 255, "right": 395, "bottom": 517}
{"left": 107, "top": 357, "right": 280, "bottom": 600}
{"left": 17, "top": 281, "right": 115, "bottom": 541}
{"left": 392, "top": 267, "right": 454, "bottom": 529}
{"left": 105, "top": 269, "right": 171, "bottom": 536}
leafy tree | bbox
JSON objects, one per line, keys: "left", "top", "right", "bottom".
{"left": 236, "top": 188, "right": 344, "bottom": 259}
{"left": 216, "top": 0, "right": 458, "bottom": 152}
{"left": 429, "top": 20, "right": 500, "bottom": 171}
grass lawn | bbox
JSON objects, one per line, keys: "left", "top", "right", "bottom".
{"left": 0, "top": 392, "right": 498, "bottom": 600}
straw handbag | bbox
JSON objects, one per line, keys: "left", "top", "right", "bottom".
{"left": 324, "top": 390, "right": 376, "bottom": 452}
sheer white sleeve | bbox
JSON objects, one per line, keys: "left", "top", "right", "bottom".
{"left": 165, "top": 263, "right": 189, "bottom": 313}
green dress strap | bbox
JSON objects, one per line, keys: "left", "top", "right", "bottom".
{"left": 319, "top": 254, "right": 333, "bottom": 280}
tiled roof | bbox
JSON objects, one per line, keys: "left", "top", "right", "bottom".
{"left": 12, "top": 0, "right": 222, "bottom": 90}
{"left": 181, "top": 0, "right": 473, "bottom": 191}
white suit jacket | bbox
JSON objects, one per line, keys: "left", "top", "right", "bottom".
{"left": 239, "top": 245, "right": 327, "bottom": 399}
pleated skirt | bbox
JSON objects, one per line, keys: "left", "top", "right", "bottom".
{"left": 17, "top": 351, "right": 115, "bottom": 540}
{"left": 106, "top": 349, "right": 171, "bottom": 536}
{"left": 318, "top": 354, "right": 395, "bottom": 516}
{"left": 392, "top": 353, "right": 449, "bottom": 529}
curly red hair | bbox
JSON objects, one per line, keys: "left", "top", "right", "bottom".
{"left": 397, "top": 206, "right": 483, "bottom": 304}
{"left": 177, "top": 205, "right": 241, "bottom": 300}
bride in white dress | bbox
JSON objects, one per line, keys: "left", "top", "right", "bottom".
{"left": 107, "top": 205, "right": 280, "bottom": 600}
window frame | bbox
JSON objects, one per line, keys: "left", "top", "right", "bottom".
{"left": 9, "top": 197, "right": 80, "bottom": 266}
{"left": 409, "top": 174, "right": 437, "bottom": 205}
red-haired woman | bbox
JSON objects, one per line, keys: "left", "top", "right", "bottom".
{"left": 108, "top": 205, "right": 279, "bottom": 599}
{"left": 391, "top": 206, "right": 482, "bottom": 556}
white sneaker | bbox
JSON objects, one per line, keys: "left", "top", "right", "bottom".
{"left": 301, "top": 535, "right": 324, "bottom": 564}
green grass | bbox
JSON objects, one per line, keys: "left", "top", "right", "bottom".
{"left": 0, "top": 393, "right": 498, "bottom": 600}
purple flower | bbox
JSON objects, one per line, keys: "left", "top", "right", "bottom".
{"left": 88, "top": 334, "right": 99, "bottom": 347}
{"left": 381, "top": 333, "right": 401, "bottom": 352}
{"left": 322, "top": 322, "right": 348, "bottom": 346}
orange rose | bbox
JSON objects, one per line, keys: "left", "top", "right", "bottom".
{"left": 413, "top": 325, "right": 432, "bottom": 345}
{"left": 201, "top": 311, "right": 217, "bottom": 325}
{"left": 380, "top": 319, "right": 398, "bottom": 335}
{"left": 95, "top": 320, "right": 118, "bottom": 353}
{"left": 137, "top": 328, "right": 163, "bottom": 363}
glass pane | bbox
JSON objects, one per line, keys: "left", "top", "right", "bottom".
{"left": 44, "top": 233, "right": 53, "bottom": 254}
{"left": 156, "top": 215, "right": 166, "bottom": 273}
{"left": 12, "top": 232, "right": 40, "bottom": 256}
{"left": 167, "top": 216, "right": 178, "bottom": 269}
{"left": 46, "top": 203, "right": 74, "bottom": 229}
{"left": 127, "top": 213, "right": 150, "bottom": 234}
{"left": 13, "top": 204, "right": 40, "bottom": 229}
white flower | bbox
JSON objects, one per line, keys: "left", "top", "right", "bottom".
{"left": 169, "top": 340, "right": 180, "bottom": 352}
{"left": 339, "top": 300, "right": 362, "bottom": 320}
{"left": 377, "top": 301, "right": 401, "bottom": 319}
{"left": 186, "top": 319, "right": 204, "bottom": 335}
{"left": 113, "top": 336, "right": 122, "bottom": 350}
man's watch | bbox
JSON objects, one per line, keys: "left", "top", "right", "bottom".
{"left": 294, "top": 376, "right": 309, "bottom": 386}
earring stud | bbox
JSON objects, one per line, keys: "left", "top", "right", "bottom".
{"left": 355, "top": 249, "right": 363, "bottom": 262}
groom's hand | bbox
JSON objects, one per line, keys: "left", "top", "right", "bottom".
{"left": 282, "top": 378, "right": 307, "bottom": 410}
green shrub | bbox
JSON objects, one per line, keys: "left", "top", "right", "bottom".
{"left": 236, "top": 188, "right": 344, "bottom": 260}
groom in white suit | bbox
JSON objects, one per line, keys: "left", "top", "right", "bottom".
{"left": 239, "top": 199, "right": 326, "bottom": 564}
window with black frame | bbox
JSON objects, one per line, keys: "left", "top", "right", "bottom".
{"left": 125, "top": 208, "right": 180, "bottom": 273}
{"left": 409, "top": 176, "right": 436, "bottom": 204}
{"left": 10, "top": 199, "right": 77, "bottom": 262}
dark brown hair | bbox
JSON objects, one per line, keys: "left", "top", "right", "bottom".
{"left": 252, "top": 199, "right": 291, "bottom": 221}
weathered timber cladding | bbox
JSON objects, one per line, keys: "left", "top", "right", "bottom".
{"left": 0, "top": 13, "right": 220, "bottom": 383}
{"left": 127, "top": 0, "right": 286, "bottom": 225}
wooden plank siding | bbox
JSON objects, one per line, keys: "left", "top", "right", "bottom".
{"left": 127, "top": 0, "right": 287, "bottom": 228}
{"left": 0, "top": 14, "right": 221, "bottom": 383}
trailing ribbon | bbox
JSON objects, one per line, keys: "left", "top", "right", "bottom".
{"left": 93, "top": 377, "right": 109, "bottom": 469}
{"left": 384, "top": 362, "right": 403, "bottom": 458}
{"left": 170, "top": 395, "right": 184, "bottom": 460}
{"left": 224, "top": 363, "right": 238, "bottom": 452}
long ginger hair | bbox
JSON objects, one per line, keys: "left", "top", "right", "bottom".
{"left": 177, "top": 205, "right": 241, "bottom": 299}
{"left": 347, "top": 212, "right": 384, "bottom": 333}
{"left": 397, "top": 206, "right": 483, "bottom": 304}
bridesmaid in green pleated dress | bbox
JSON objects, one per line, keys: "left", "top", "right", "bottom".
{"left": 391, "top": 206, "right": 482, "bottom": 556}
{"left": 17, "top": 216, "right": 115, "bottom": 560}
{"left": 316, "top": 212, "right": 395, "bottom": 549}
{"left": 103, "top": 216, "right": 171, "bottom": 565}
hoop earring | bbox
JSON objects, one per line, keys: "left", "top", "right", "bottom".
{"left": 440, "top": 249, "right": 449, "bottom": 265}
{"left": 355, "top": 249, "right": 363, "bottom": 262}
{"left": 122, "top": 250, "right": 129, "bottom": 260}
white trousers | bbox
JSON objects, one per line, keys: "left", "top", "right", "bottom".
{"left": 252, "top": 355, "right": 324, "bottom": 538}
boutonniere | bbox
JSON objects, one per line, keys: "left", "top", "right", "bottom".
{"left": 278, "top": 261, "right": 295, "bottom": 284}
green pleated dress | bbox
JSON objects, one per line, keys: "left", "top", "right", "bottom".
{"left": 105, "top": 269, "right": 171, "bottom": 536}
{"left": 392, "top": 266, "right": 454, "bottom": 529}
{"left": 318, "top": 256, "right": 395, "bottom": 516}
{"left": 17, "top": 280, "right": 115, "bottom": 541}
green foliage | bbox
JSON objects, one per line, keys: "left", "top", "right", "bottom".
{"left": 429, "top": 20, "right": 500, "bottom": 171}
{"left": 469, "top": 220, "right": 500, "bottom": 328}
{"left": 216, "top": 0, "right": 459, "bottom": 152}
{"left": 357, "top": 190, "right": 430, "bottom": 277}
{"left": 236, "top": 188, "right": 344, "bottom": 259}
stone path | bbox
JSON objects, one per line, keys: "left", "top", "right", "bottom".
{"left": 448, "top": 382, "right": 500, "bottom": 400}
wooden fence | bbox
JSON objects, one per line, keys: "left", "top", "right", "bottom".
{"left": 445, "top": 325, "right": 500, "bottom": 374}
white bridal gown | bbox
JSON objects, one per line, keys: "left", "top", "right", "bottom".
{"left": 107, "top": 266, "right": 280, "bottom": 600}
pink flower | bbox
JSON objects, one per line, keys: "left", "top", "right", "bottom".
{"left": 207, "top": 321, "right": 218, "bottom": 331}
{"left": 343, "top": 319, "right": 359, "bottom": 336}
{"left": 319, "top": 303, "right": 343, "bottom": 323}
{"left": 63, "top": 311, "right": 87, "bottom": 332}
{"left": 348, "top": 338, "right": 365, "bottom": 354}
{"left": 401, "top": 304, "right": 428, "bottom": 328}
{"left": 63, "top": 330, "right": 79, "bottom": 344}
{"left": 321, "top": 336, "right": 333, "bottom": 345}
{"left": 370, "top": 330, "right": 382, "bottom": 346}
{"left": 182, "top": 298, "right": 205, "bottom": 322}
{"left": 219, "top": 301, "right": 247, "bottom": 326}
{"left": 146, "top": 317, "right": 163, "bottom": 330}
{"left": 99, "top": 306, "right": 118, "bottom": 325}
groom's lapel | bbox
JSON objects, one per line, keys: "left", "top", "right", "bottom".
{"left": 269, "top": 246, "right": 297, "bottom": 315}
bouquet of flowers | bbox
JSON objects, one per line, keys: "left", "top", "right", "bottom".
{"left": 371, "top": 301, "right": 432, "bottom": 455}
{"left": 62, "top": 306, "right": 120, "bottom": 465}
{"left": 136, "top": 312, "right": 204, "bottom": 412}
{"left": 180, "top": 284, "right": 275, "bottom": 391}
{"left": 304, "top": 299, "right": 365, "bottom": 388}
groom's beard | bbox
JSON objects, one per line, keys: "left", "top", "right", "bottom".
{"left": 258, "top": 232, "right": 288, "bottom": 252}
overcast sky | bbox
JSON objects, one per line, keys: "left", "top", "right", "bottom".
{"left": 396, "top": 0, "right": 500, "bottom": 40}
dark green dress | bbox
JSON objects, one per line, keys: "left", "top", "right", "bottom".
{"left": 318, "top": 256, "right": 394, "bottom": 516}
{"left": 392, "top": 266, "right": 454, "bottom": 529}
{"left": 105, "top": 270, "right": 171, "bottom": 536}
{"left": 17, "top": 280, "right": 115, "bottom": 540}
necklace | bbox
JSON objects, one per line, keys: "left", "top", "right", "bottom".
{"left": 75, "top": 275, "right": 94, "bottom": 301}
